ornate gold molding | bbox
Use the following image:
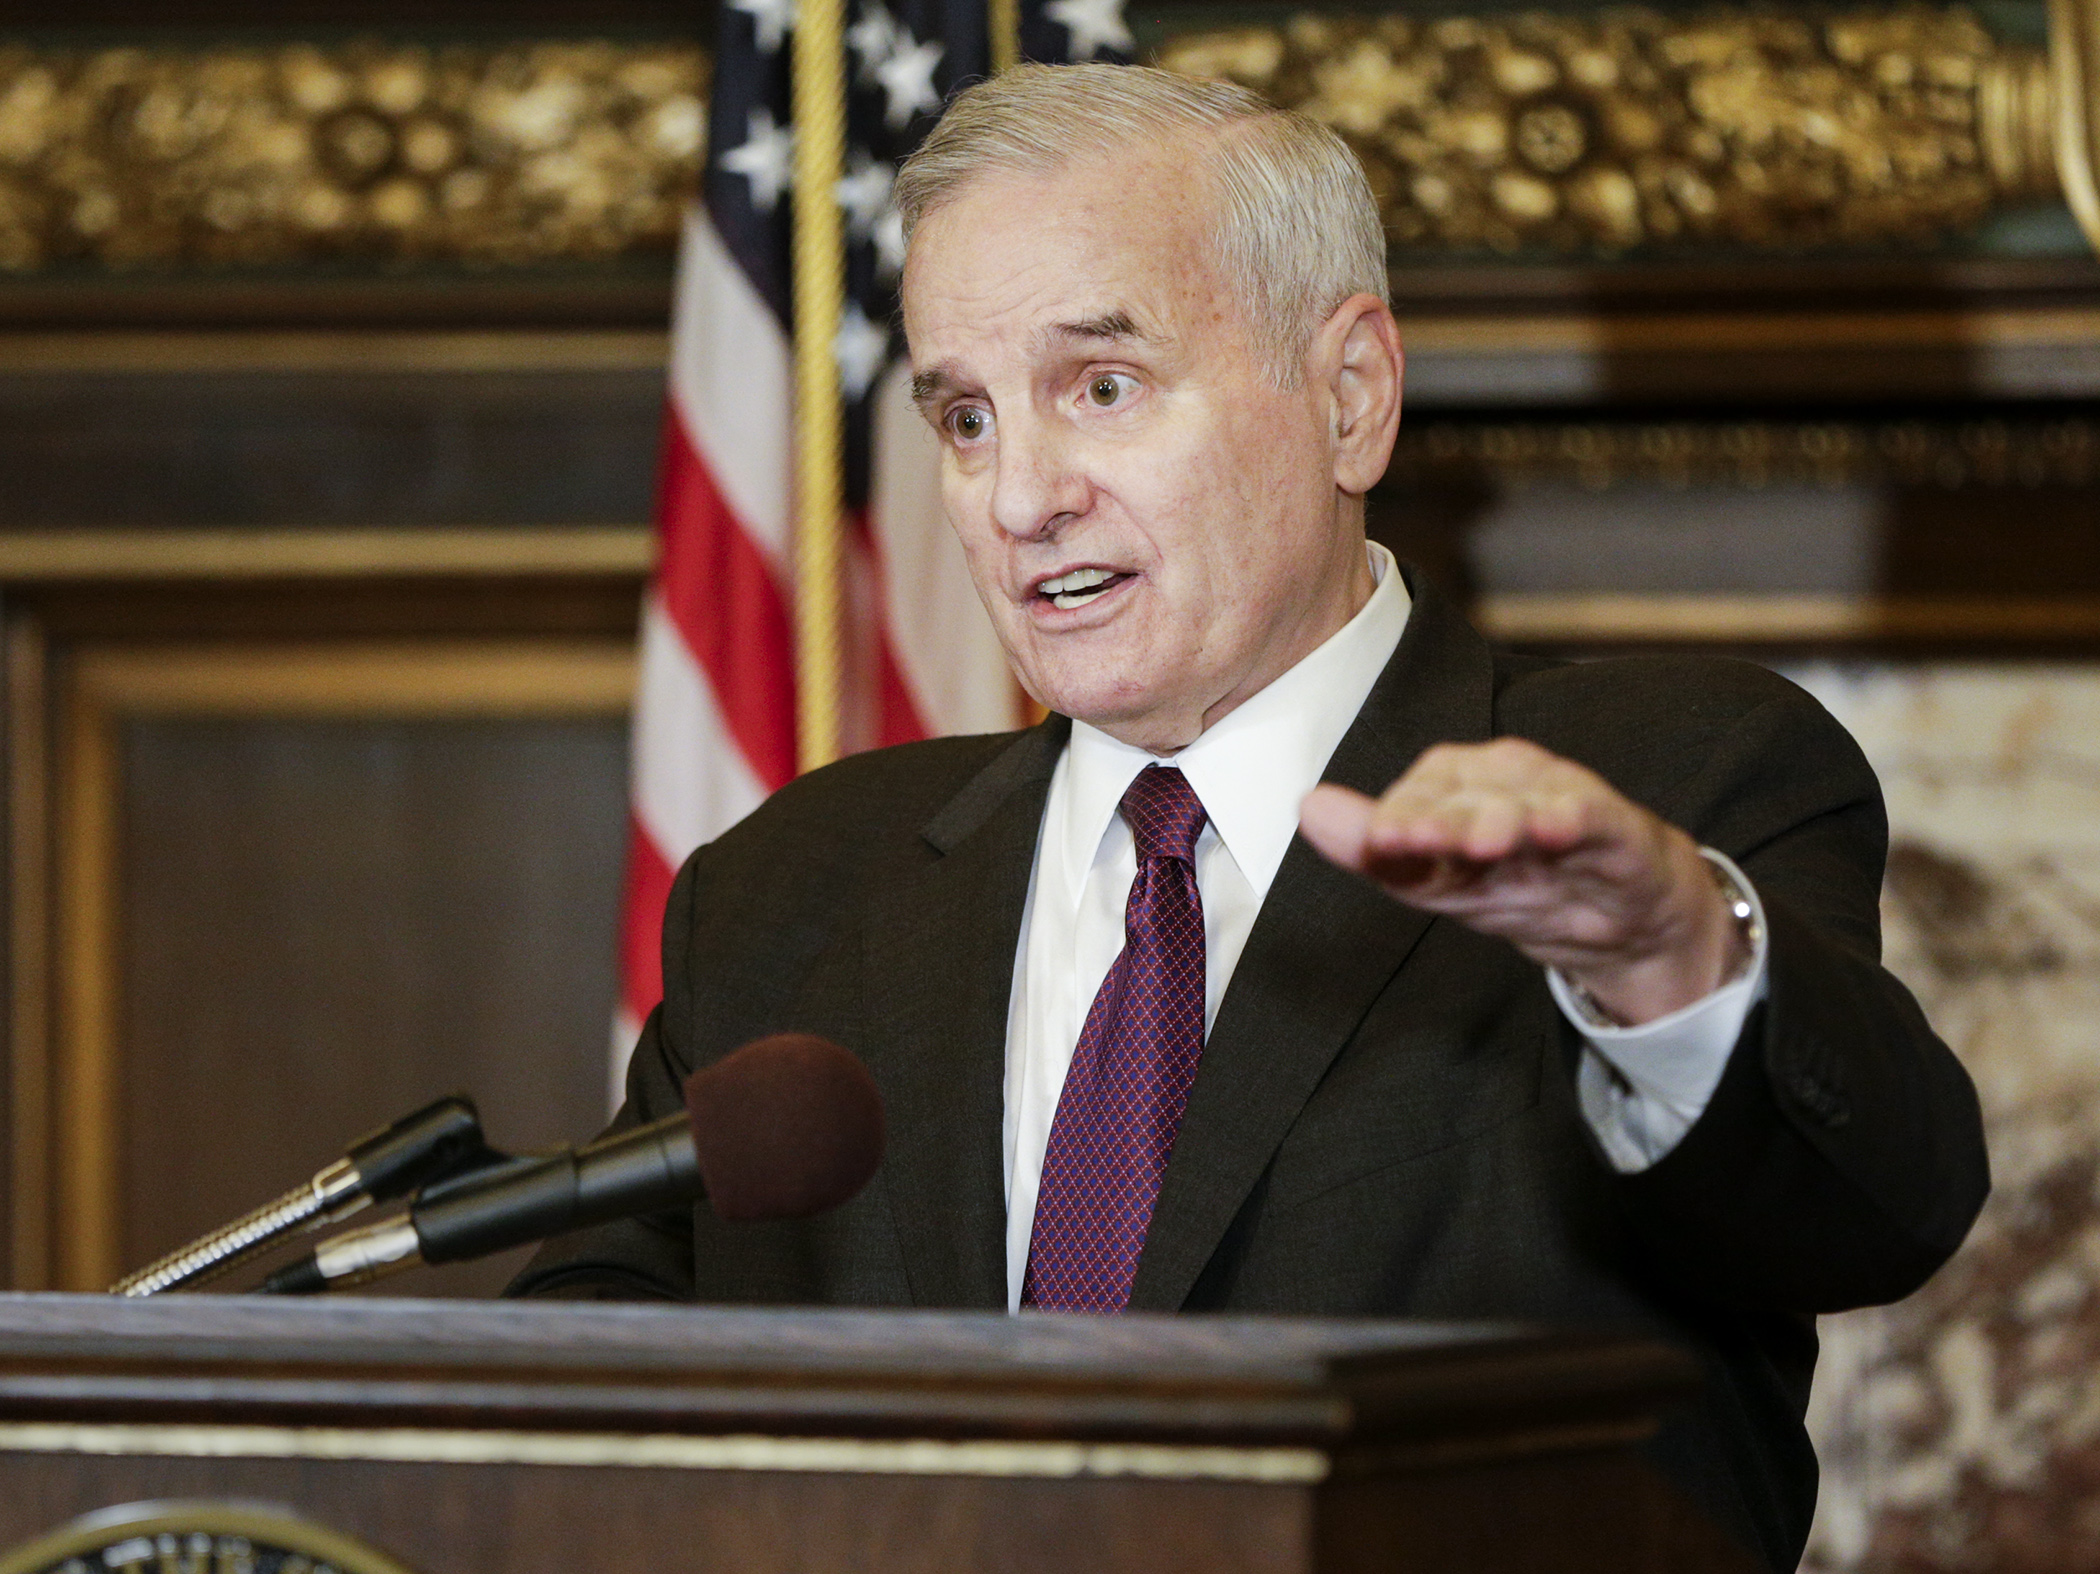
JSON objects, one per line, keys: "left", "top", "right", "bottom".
{"left": 0, "top": 39, "right": 706, "bottom": 273}
{"left": 0, "top": 1420, "right": 1330, "bottom": 1483}
{"left": 1, "top": 10, "right": 2095, "bottom": 272}
{"left": 1388, "top": 413, "right": 2100, "bottom": 489}
{"left": 1476, "top": 592, "right": 2100, "bottom": 642}
{"left": 1158, "top": 3, "right": 2100, "bottom": 258}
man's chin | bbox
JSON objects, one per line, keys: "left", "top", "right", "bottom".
{"left": 1034, "top": 684, "right": 1142, "bottom": 731}
{"left": 1037, "top": 683, "right": 1203, "bottom": 751}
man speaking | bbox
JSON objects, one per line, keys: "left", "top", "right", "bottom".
{"left": 514, "top": 64, "right": 1989, "bottom": 1570}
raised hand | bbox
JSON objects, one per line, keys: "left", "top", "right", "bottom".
{"left": 1298, "top": 737, "right": 1749, "bottom": 1026}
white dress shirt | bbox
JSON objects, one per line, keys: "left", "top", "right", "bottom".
{"left": 999, "top": 543, "right": 1770, "bottom": 1307}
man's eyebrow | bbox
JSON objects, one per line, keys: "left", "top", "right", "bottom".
{"left": 907, "top": 313, "right": 1145, "bottom": 413}
{"left": 910, "top": 367, "right": 965, "bottom": 410}
{"left": 1050, "top": 310, "right": 1146, "bottom": 345}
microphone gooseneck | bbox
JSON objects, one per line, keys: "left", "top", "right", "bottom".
{"left": 110, "top": 1094, "right": 491, "bottom": 1297}
{"left": 111, "top": 1161, "right": 366, "bottom": 1299}
{"left": 259, "top": 1034, "right": 883, "bottom": 1295}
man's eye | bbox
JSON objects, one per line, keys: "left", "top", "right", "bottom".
{"left": 1087, "top": 374, "right": 1135, "bottom": 407}
{"left": 949, "top": 406, "right": 990, "bottom": 441}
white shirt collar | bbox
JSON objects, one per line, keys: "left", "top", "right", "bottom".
{"left": 1056, "top": 541, "right": 1411, "bottom": 900}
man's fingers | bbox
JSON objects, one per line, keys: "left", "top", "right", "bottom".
{"left": 1304, "top": 748, "right": 1636, "bottom": 899}
{"left": 1301, "top": 786, "right": 1496, "bottom": 891}
{"left": 1301, "top": 742, "right": 1732, "bottom": 1021}
{"left": 1298, "top": 783, "right": 1377, "bottom": 872}
{"left": 1365, "top": 786, "right": 1592, "bottom": 862}
{"left": 1525, "top": 790, "right": 1590, "bottom": 850}
{"left": 1303, "top": 788, "right": 1502, "bottom": 897}
{"left": 1380, "top": 793, "right": 1524, "bottom": 863}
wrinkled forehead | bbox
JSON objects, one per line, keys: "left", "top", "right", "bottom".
{"left": 900, "top": 139, "right": 1221, "bottom": 340}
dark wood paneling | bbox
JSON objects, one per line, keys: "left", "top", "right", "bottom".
{"left": 0, "top": 1454, "right": 1306, "bottom": 1574}
{"left": 0, "top": 370, "right": 663, "bottom": 528}
{"left": 0, "top": 273, "right": 676, "bottom": 331}
{"left": 25, "top": 578, "right": 646, "bottom": 642}
{"left": 117, "top": 717, "right": 627, "bottom": 1297}
{"left": 1316, "top": 1454, "right": 1757, "bottom": 1574}
{"left": 1881, "top": 486, "right": 2100, "bottom": 594}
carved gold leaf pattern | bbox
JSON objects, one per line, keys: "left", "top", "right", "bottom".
{"left": 1158, "top": 7, "right": 2046, "bottom": 256}
{"left": 0, "top": 11, "right": 2089, "bottom": 271}
{"left": 0, "top": 39, "right": 707, "bottom": 273}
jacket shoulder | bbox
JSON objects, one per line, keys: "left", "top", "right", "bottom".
{"left": 1487, "top": 650, "right": 1878, "bottom": 844}
{"left": 1494, "top": 648, "right": 1816, "bottom": 730}
{"left": 673, "top": 727, "right": 1040, "bottom": 931}
{"left": 712, "top": 729, "right": 1028, "bottom": 852}
{"left": 1493, "top": 649, "right": 1854, "bottom": 761}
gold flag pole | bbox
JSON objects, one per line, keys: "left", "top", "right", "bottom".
{"left": 2050, "top": 0, "right": 2100, "bottom": 254}
{"left": 990, "top": 0, "right": 1021, "bottom": 71}
{"left": 792, "top": 0, "right": 849, "bottom": 773}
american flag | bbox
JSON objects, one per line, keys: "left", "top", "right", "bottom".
{"left": 615, "top": 0, "right": 1135, "bottom": 1084}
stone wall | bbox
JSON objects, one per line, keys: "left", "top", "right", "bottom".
{"left": 1789, "top": 663, "right": 2100, "bottom": 1572}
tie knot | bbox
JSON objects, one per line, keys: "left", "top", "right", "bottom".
{"left": 1120, "top": 765, "right": 1207, "bottom": 863}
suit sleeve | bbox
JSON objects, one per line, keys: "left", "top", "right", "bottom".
{"left": 1601, "top": 684, "right": 1989, "bottom": 1314}
{"left": 504, "top": 858, "right": 705, "bottom": 1301}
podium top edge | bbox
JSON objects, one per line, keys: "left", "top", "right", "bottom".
{"left": 0, "top": 1293, "right": 1529, "bottom": 1375}
{"left": 0, "top": 1296, "right": 1698, "bottom": 1452}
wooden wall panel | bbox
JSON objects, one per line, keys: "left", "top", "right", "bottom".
{"left": 116, "top": 715, "right": 627, "bottom": 1298}
{"left": 0, "top": 355, "right": 664, "bottom": 529}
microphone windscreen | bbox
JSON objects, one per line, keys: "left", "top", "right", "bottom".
{"left": 682, "top": 1034, "right": 885, "bottom": 1221}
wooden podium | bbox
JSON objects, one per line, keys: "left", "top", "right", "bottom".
{"left": 0, "top": 1294, "right": 1750, "bottom": 1573}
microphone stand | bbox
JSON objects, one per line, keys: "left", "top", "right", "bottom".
{"left": 109, "top": 1094, "right": 500, "bottom": 1296}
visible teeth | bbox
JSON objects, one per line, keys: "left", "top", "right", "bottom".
{"left": 1041, "top": 567, "right": 1116, "bottom": 596}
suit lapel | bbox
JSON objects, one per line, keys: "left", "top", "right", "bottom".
{"left": 860, "top": 719, "right": 1067, "bottom": 1310}
{"left": 1129, "top": 580, "right": 1499, "bottom": 1311}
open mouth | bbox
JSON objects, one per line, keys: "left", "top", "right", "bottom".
{"left": 1037, "top": 567, "right": 1131, "bottom": 611}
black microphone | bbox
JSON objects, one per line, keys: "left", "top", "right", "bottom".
{"left": 111, "top": 1094, "right": 494, "bottom": 1296}
{"left": 260, "top": 1034, "right": 884, "bottom": 1294}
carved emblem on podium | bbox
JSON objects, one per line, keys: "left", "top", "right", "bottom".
{"left": 0, "top": 1502, "right": 418, "bottom": 1574}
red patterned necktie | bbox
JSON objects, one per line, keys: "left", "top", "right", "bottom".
{"left": 1023, "top": 765, "right": 1209, "bottom": 1313}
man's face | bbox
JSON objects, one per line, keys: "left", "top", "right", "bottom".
{"left": 902, "top": 141, "right": 1377, "bottom": 752}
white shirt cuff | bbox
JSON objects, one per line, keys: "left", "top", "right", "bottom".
{"left": 1548, "top": 849, "right": 1771, "bottom": 1174}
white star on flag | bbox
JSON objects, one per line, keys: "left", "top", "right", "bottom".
{"left": 731, "top": 0, "right": 798, "bottom": 53}
{"left": 847, "top": 3, "right": 901, "bottom": 84}
{"left": 836, "top": 155, "right": 896, "bottom": 239}
{"left": 875, "top": 34, "right": 944, "bottom": 130}
{"left": 1046, "top": 0, "right": 1133, "bottom": 58}
{"left": 720, "top": 107, "right": 796, "bottom": 212}
{"left": 834, "top": 301, "right": 892, "bottom": 401}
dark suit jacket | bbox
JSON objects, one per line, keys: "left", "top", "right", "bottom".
{"left": 511, "top": 575, "right": 1989, "bottom": 1572}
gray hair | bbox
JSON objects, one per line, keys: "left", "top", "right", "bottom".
{"left": 895, "top": 63, "right": 1388, "bottom": 386}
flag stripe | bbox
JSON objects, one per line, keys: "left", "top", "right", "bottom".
{"left": 614, "top": 203, "right": 796, "bottom": 1077}
{"left": 630, "top": 590, "right": 771, "bottom": 860}
{"left": 653, "top": 408, "right": 800, "bottom": 794}
{"left": 668, "top": 207, "right": 794, "bottom": 572}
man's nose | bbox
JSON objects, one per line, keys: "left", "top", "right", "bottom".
{"left": 988, "top": 415, "right": 1089, "bottom": 540}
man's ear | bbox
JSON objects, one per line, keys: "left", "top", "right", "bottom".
{"left": 1317, "top": 295, "right": 1404, "bottom": 497}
